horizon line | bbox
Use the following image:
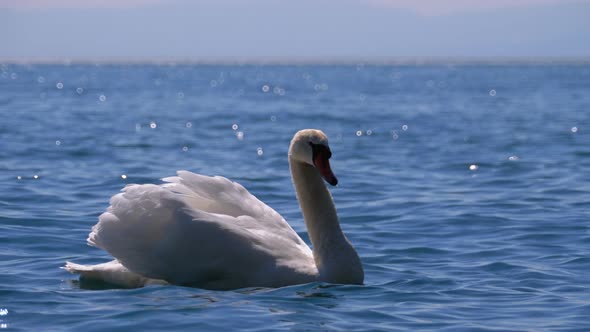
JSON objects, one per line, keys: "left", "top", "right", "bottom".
{"left": 2, "top": 56, "right": 590, "bottom": 65}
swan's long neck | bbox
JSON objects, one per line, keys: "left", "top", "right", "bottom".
{"left": 289, "top": 157, "right": 363, "bottom": 284}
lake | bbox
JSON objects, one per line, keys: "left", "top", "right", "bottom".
{"left": 1, "top": 62, "right": 589, "bottom": 331}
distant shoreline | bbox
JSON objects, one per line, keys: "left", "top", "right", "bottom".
{"left": 2, "top": 56, "right": 590, "bottom": 65}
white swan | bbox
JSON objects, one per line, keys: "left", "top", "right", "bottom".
{"left": 64, "top": 129, "right": 363, "bottom": 290}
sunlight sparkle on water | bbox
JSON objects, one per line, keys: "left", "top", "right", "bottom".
{"left": 469, "top": 164, "right": 479, "bottom": 171}
{"left": 150, "top": 121, "right": 157, "bottom": 129}
{"left": 236, "top": 131, "right": 244, "bottom": 140}
{"left": 356, "top": 130, "right": 363, "bottom": 137}
{"left": 261, "top": 85, "right": 270, "bottom": 93}
{"left": 232, "top": 124, "right": 239, "bottom": 130}
{"left": 391, "top": 130, "right": 399, "bottom": 140}
{"left": 489, "top": 89, "right": 497, "bottom": 96}
{"left": 33, "top": 175, "right": 39, "bottom": 179}
{"left": 273, "top": 86, "right": 286, "bottom": 95}
{"left": 76, "top": 87, "right": 84, "bottom": 95}
{"left": 37, "top": 76, "right": 45, "bottom": 84}
{"left": 314, "top": 83, "right": 329, "bottom": 92}
{"left": 402, "top": 125, "right": 409, "bottom": 131}
{"left": 182, "top": 146, "right": 189, "bottom": 152}
{"left": 257, "top": 147, "right": 264, "bottom": 156}
{"left": 56, "top": 82, "right": 64, "bottom": 89}
{"left": 509, "top": 155, "right": 520, "bottom": 161}
{"left": 121, "top": 174, "right": 127, "bottom": 179}
{"left": 571, "top": 126, "right": 578, "bottom": 133}
{"left": 185, "top": 122, "right": 192, "bottom": 128}
{"left": 55, "top": 140, "right": 61, "bottom": 146}
{"left": 99, "top": 94, "right": 107, "bottom": 102}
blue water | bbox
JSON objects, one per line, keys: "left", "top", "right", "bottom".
{"left": 1, "top": 63, "right": 589, "bottom": 331}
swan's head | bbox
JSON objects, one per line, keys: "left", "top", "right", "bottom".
{"left": 289, "top": 129, "right": 338, "bottom": 186}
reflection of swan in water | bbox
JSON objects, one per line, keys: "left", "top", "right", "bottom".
{"left": 65, "top": 129, "right": 363, "bottom": 290}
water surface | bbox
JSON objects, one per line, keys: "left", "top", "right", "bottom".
{"left": 1, "top": 63, "right": 589, "bottom": 331}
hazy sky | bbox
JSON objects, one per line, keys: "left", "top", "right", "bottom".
{"left": 1, "top": 0, "right": 589, "bottom": 59}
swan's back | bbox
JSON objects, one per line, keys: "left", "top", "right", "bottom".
{"left": 88, "top": 171, "right": 317, "bottom": 289}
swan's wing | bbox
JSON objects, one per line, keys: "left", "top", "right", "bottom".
{"left": 162, "top": 171, "right": 286, "bottom": 226}
{"left": 162, "top": 171, "right": 311, "bottom": 247}
{"left": 88, "top": 172, "right": 315, "bottom": 288}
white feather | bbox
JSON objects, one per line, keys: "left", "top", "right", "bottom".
{"left": 83, "top": 171, "right": 316, "bottom": 289}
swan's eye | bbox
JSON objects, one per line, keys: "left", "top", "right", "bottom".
{"left": 309, "top": 142, "right": 332, "bottom": 159}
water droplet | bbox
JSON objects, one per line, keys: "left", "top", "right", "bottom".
{"left": 76, "top": 87, "right": 84, "bottom": 95}
{"left": 489, "top": 89, "right": 496, "bottom": 97}
{"left": 33, "top": 174, "right": 39, "bottom": 179}
{"left": 366, "top": 129, "right": 373, "bottom": 136}
{"left": 55, "top": 140, "right": 61, "bottom": 146}
{"left": 257, "top": 147, "right": 264, "bottom": 156}
{"left": 469, "top": 164, "right": 478, "bottom": 171}
{"left": 571, "top": 126, "right": 578, "bottom": 133}
{"left": 182, "top": 146, "right": 189, "bottom": 152}
{"left": 402, "top": 125, "right": 408, "bottom": 131}
{"left": 121, "top": 174, "right": 127, "bottom": 179}
{"left": 99, "top": 94, "right": 107, "bottom": 102}
{"left": 232, "top": 124, "right": 238, "bottom": 130}
{"left": 508, "top": 155, "right": 519, "bottom": 161}
{"left": 261, "top": 85, "right": 270, "bottom": 93}
{"left": 185, "top": 121, "right": 192, "bottom": 128}
{"left": 270, "top": 115, "right": 277, "bottom": 122}
{"left": 37, "top": 76, "right": 45, "bottom": 84}
{"left": 356, "top": 130, "right": 363, "bottom": 137}
{"left": 16, "top": 176, "right": 22, "bottom": 180}
{"left": 150, "top": 121, "right": 157, "bottom": 129}
{"left": 236, "top": 131, "right": 244, "bottom": 140}
{"left": 56, "top": 82, "right": 64, "bottom": 89}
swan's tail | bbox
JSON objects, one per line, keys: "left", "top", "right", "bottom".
{"left": 64, "top": 261, "right": 93, "bottom": 273}
{"left": 63, "top": 260, "right": 167, "bottom": 288}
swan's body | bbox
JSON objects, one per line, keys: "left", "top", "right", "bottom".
{"left": 65, "top": 129, "right": 363, "bottom": 289}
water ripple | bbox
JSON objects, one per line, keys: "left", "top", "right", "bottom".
{"left": 1, "top": 63, "right": 589, "bottom": 331}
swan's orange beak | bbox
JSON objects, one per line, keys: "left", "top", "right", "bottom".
{"left": 313, "top": 148, "right": 338, "bottom": 186}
